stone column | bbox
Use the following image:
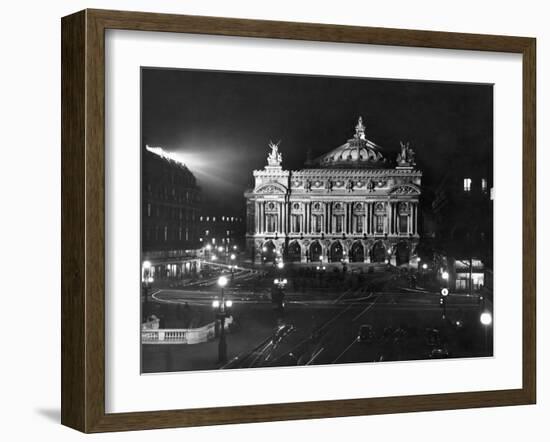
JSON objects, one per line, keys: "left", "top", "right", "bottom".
{"left": 363, "top": 204, "right": 368, "bottom": 235}
{"left": 327, "top": 202, "right": 332, "bottom": 233}
{"left": 389, "top": 202, "right": 393, "bottom": 235}
{"left": 255, "top": 201, "right": 260, "bottom": 234}
{"left": 277, "top": 202, "right": 283, "bottom": 233}
{"left": 384, "top": 201, "right": 391, "bottom": 233}
{"left": 306, "top": 202, "right": 310, "bottom": 234}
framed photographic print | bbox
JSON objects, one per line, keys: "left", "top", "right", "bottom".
{"left": 61, "top": 9, "right": 536, "bottom": 433}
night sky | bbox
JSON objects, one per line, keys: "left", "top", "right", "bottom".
{"left": 141, "top": 68, "right": 493, "bottom": 216}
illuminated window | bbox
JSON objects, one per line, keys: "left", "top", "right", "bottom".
{"left": 266, "top": 215, "right": 278, "bottom": 232}
{"left": 335, "top": 215, "right": 344, "bottom": 233}
{"left": 146, "top": 203, "right": 151, "bottom": 217}
{"left": 291, "top": 215, "right": 302, "bottom": 233}
{"left": 464, "top": 178, "right": 472, "bottom": 192}
{"left": 354, "top": 216, "right": 363, "bottom": 233}
{"left": 164, "top": 226, "right": 168, "bottom": 241}
{"left": 376, "top": 216, "right": 384, "bottom": 234}
{"left": 399, "top": 215, "right": 408, "bottom": 233}
{"left": 481, "top": 178, "right": 488, "bottom": 193}
{"left": 313, "top": 215, "right": 323, "bottom": 233}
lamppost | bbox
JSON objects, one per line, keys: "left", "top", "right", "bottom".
{"left": 440, "top": 287, "right": 449, "bottom": 319}
{"left": 141, "top": 261, "right": 154, "bottom": 321}
{"left": 273, "top": 278, "right": 288, "bottom": 316}
{"left": 212, "top": 276, "right": 232, "bottom": 363}
{"left": 230, "top": 253, "right": 236, "bottom": 280}
{"left": 480, "top": 310, "right": 492, "bottom": 355}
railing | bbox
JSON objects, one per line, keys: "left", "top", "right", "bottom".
{"left": 141, "top": 317, "right": 233, "bottom": 345}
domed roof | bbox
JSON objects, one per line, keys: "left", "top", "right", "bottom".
{"left": 311, "top": 117, "right": 387, "bottom": 168}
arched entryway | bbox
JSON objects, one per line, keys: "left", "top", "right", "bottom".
{"left": 350, "top": 241, "right": 364, "bottom": 262}
{"left": 396, "top": 241, "right": 410, "bottom": 266}
{"left": 309, "top": 241, "right": 322, "bottom": 262}
{"left": 287, "top": 241, "right": 301, "bottom": 263}
{"left": 330, "top": 241, "right": 344, "bottom": 263}
{"left": 371, "top": 241, "right": 386, "bottom": 263}
{"left": 261, "top": 240, "right": 276, "bottom": 264}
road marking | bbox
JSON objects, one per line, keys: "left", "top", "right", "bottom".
{"left": 332, "top": 339, "right": 358, "bottom": 364}
{"left": 305, "top": 347, "right": 324, "bottom": 365}
{"left": 352, "top": 297, "right": 379, "bottom": 322}
{"left": 332, "top": 288, "right": 354, "bottom": 304}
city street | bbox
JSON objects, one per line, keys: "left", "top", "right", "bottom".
{"left": 142, "top": 263, "right": 493, "bottom": 373}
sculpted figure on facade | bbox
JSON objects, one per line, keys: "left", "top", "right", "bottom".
{"left": 397, "top": 141, "right": 416, "bottom": 167}
{"left": 267, "top": 140, "right": 283, "bottom": 166}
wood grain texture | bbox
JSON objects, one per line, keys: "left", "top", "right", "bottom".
{"left": 60, "top": 8, "right": 537, "bottom": 433}
{"left": 61, "top": 10, "right": 86, "bottom": 431}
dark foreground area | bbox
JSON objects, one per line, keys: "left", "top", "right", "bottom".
{"left": 142, "top": 265, "right": 493, "bottom": 373}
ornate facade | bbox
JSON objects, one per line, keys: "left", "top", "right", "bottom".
{"left": 244, "top": 117, "right": 422, "bottom": 266}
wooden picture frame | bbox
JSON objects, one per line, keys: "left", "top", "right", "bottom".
{"left": 61, "top": 8, "right": 536, "bottom": 433}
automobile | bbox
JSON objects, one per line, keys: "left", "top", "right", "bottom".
{"left": 429, "top": 346, "right": 450, "bottom": 359}
{"left": 425, "top": 328, "right": 441, "bottom": 346}
{"left": 357, "top": 324, "right": 374, "bottom": 343}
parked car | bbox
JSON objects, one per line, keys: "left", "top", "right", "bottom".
{"left": 357, "top": 324, "right": 374, "bottom": 343}
{"left": 429, "top": 346, "right": 450, "bottom": 359}
{"left": 425, "top": 328, "right": 441, "bottom": 346}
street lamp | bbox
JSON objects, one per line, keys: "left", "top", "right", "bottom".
{"left": 142, "top": 261, "right": 154, "bottom": 320}
{"left": 480, "top": 310, "right": 492, "bottom": 355}
{"left": 440, "top": 287, "right": 449, "bottom": 319}
{"left": 212, "top": 275, "right": 231, "bottom": 363}
{"left": 230, "top": 253, "right": 237, "bottom": 280}
{"left": 442, "top": 270, "right": 449, "bottom": 280}
{"left": 480, "top": 311, "right": 492, "bottom": 326}
{"left": 272, "top": 278, "right": 288, "bottom": 317}
{"left": 277, "top": 261, "right": 284, "bottom": 270}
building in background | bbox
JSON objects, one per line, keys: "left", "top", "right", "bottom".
{"left": 199, "top": 213, "right": 246, "bottom": 254}
{"left": 431, "top": 152, "right": 493, "bottom": 293}
{"left": 244, "top": 117, "right": 423, "bottom": 265}
{"left": 142, "top": 145, "right": 202, "bottom": 279}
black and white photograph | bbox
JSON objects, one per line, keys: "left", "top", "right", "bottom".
{"left": 140, "top": 67, "right": 494, "bottom": 374}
